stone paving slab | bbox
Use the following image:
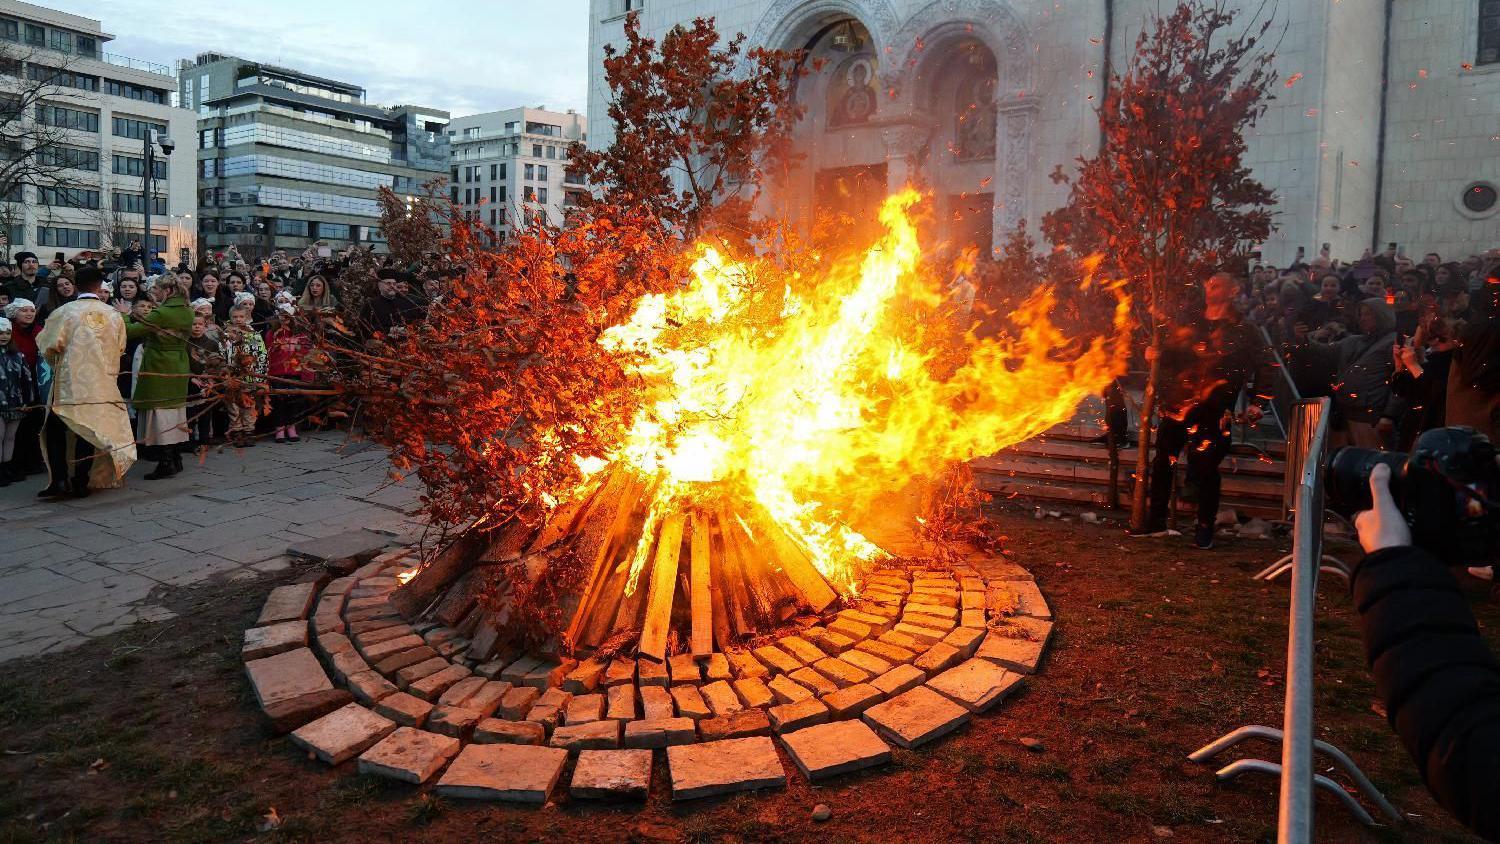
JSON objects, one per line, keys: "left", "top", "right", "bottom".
{"left": 256, "top": 583, "right": 318, "bottom": 626}
{"left": 926, "top": 658, "right": 1024, "bottom": 713}
{"left": 473, "top": 719, "right": 547, "bottom": 745}
{"left": 862, "top": 685, "right": 970, "bottom": 749}
{"left": 780, "top": 719, "right": 892, "bottom": 781}
{"left": 667, "top": 736, "right": 786, "bottom": 800}
{"left": 357, "top": 727, "right": 461, "bottom": 784}
{"left": 435, "top": 743, "right": 567, "bottom": 803}
{"left": 287, "top": 529, "right": 393, "bottom": 564}
{"left": 243, "top": 620, "right": 309, "bottom": 660}
{"left": 550, "top": 719, "right": 621, "bottom": 751}
{"left": 246, "top": 648, "right": 333, "bottom": 708}
{"left": 571, "top": 749, "right": 653, "bottom": 799}
{"left": 623, "top": 717, "right": 698, "bottom": 749}
{"left": 290, "top": 702, "right": 397, "bottom": 764}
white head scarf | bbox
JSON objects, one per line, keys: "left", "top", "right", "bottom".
{"left": 233, "top": 291, "right": 255, "bottom": 308}
{"left": 0, "top": 316, "right": 11, "bottom": 332}
{"left": 4, "top": 298, "right": 34, "bottom": 319}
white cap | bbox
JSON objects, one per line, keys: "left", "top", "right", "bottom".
{"left": 0, "top": 316, "right": 11, "bottom": 332}
{"left": 4, "top": 298, "right": 34, "bottom": 318}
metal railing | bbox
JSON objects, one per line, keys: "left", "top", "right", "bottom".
{"left": 101, "top": 52, "right": 174, "bottom": 78}
{"left": 1191, "top": 397, "right": 1400, "bottom": 839}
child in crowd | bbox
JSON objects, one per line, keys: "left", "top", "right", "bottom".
{"left": 221, "top": 304, "right": 267, "bottom": 447}
{"left": 0, "top": 316, "right": 38, "bottom": 485}
{"left": 266, "top": 305, "right": 312, "bottom": 443}
{"left": 187, "top": 314, "right": 227, "bottom": 448}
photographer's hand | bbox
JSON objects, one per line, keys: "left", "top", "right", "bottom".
{"left": 1354, "top": 463, "right": 1411, "bottom": 553}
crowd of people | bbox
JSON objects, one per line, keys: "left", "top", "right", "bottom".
{"left": 0, "top": 242, "right": 437, "bottom": 497}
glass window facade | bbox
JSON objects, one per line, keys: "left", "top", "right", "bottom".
{"left": 112, "top": 192, "right": 168, "bottom": 215}
{"left": 113, "top": 154, "right": 167, "bottom": 178}
{"left": 220, "top": 154, "right": 394, "bottom": 190}
{"left": 274, "top": 218, "right": 310, "bottom": 236}
{"left": 112, "top": 116, "right": 167, "bottom": 140}
{"left": 36, "top": 103, "right": 98, "bottom": 132}
{"left": 223, "top": 123, "right": 393, "bottom": 164}
{"left": 104, "top": 80, "right": 168, "bottom": 104}
{"left": 42, "top": 145, "right": 100, "bottom": 171}
{"left": 37, "top": 226, "right": 99, "bottom": 248}
{"left": 38, "top": 185, "right": 100, "bottom": 209}
{"left": 253, "top": 184, "right": 381, "bottom": 217}
{"left": 318, "top": 222, "right": 351, "bottom": 240}
{"left": 27, "top": 65, "right": 98, "bottom": 91}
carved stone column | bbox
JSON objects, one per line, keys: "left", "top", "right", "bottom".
{"left": 994, "top": 97, "right": 1039, "bottom": 234}
{"left": 881, "top": 119, "right": 933, "bottom": 193}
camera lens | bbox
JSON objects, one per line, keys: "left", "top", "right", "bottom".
{"left": 1326, "top": 447, "right": 1406, "bottom": 515}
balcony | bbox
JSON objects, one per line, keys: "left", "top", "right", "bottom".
{"left": 101, "top": 52, "right": 175, "bottom": 78}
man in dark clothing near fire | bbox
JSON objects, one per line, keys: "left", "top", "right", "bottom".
{"left": 1132, "top": 271, "right": 1263, "bottom": 549}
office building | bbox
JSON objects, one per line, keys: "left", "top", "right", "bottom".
{"left": 444, "top": 106, "right": 587, "bottom": 238}
{"left": 0, "top": 0, "right": 196, "bottom": 262}
{"left": 180, "top": 52, "right": 449, "bottom": 257}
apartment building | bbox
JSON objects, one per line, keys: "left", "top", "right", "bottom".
{"left": 444, "top": 106, "right": 587, "bottom": 239}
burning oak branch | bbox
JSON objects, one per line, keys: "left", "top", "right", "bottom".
{"left": 322, "top": 18, "right": 1134, "bottom": 660}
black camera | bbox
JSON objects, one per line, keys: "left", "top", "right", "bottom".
{"left": 1327, "top": 427, "right": 1499, "bottom": 564}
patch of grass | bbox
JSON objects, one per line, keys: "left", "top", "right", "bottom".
{"left": 319, "top": 773, "right": 387, "bottom": 810}
{"left": 1029, "top": 760, "right": 1072, "bottom": 782}
{"left": 1097, "top": 788, "right": 1150, "bottom": 817}
{"left": 1151, "top": 784, "right": 1212, "bottom": 825}
{"left": 1087, "top": 753, "right": 1135, "bottom": 783}
{"left": 406, "top": 794, "right": 445, "bottom": 826}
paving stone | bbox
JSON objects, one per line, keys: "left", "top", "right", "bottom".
{"left": 346, "top": 669, "right": 399, "bottom": 705}
{"left": 670, "top": 685, "right": 711, "bottom": 719}
{"left": 855, "top": 639, "right": 916, "bottom": 664}
{"left": 571, "top": 749, "right": 653, "bottom": 799}
{"left": 374, "top": 691, "right": 434, "bottom": 727}
{"left": 927, "top": 658, "right": 1024, "bottom": 713}
{"left": 904, "top": 603, "right": 959, "bottom": 624}
{"left": 702, "top": 652, "right": 732, "bottom": 681}
{"left": 877, "top": 630, "right": 925, "bottom": 651}
{"left": 838, "top": 609, "right": 894, "bottom": 632}
{"left": 975, "top": 628, "right": 1048, "bottom": 674}
{"left": 330, "top": 649, "right": 370, "bottom": 684}
{"left": 667, "top": 736, "right": 785, "bottom": 800}
{"left": 526, "top": 703, "right": 562, "bottom": 730}
{"left": 914, "top": 642, "right": 963, "bottom": 676}
{"left": 357, "top": 727, "right": 461, "bottom": 784}
{"left": 564, "top": 693, "right": 605, "bottom": 725}
{"left": 499, "top": 655, "right": 542, "bottom": 684}
{"left": 263, "top": 688, "right": 355, "bottom": 734}
{"left": 892, "top": 622, "right": 948, "bottom": 645}
{"left": 474, "top": 659, "right": 508, "bottom": 679}
{"left": 960, "top": 609, "right": 986, "bottom": 629}
{"left": 521, "top": 658, "right": 575, "bottom": 690}
{"left": 353, "top": 622, "right": 416, "bottom": 648}
{"left": 700, "top": 680, "right": 744, "bottom": 717}
{"left": 778, "top": 636, "right": 826, "bottom": 665}
{"left": 246, "top": 648, "right": 334, "bottom": 708}
{"left": 473, "top": 718, "right": 547, "bottom": 745}
{"left": 780, "top": 719, "right": 892, "bottom": 781}
{"left": 257, "top": 583, "right": 318, "bottom": 626}
{"left": 725, "top": 649, "right": 770, "bottom": 680}
{"left": 438, "top": 676, "right": 488, "bottom": 708}
{"left": 640, "top": 685, "right": 675, "bottom": 721}
{"left": 288, "top": 529, "right": 392, "bottom": 564}
{"left": 871, "top": 663, "right": 930, "bottom": 698}
{"left": 426, "top": 704, "right": 483, "bottom": 739}
{"left": 289, "top": 702, "right": 397, "bottom": 765}
{"left": 862, "top": 685, "right": 970, "bottom": 749}
{"left": 498, "top": 686, "right": 541, "bottom": 719}
{"left": 315, "top": 631, "right": 355, "bottom": 660}
{"left": 243, "top": 621, "right": 309, "bottom": 660}
{"left": 753, "top": 645, "right": 802, "bottom": 675}
{"left": 827, "top": 617, "right": 872, "bottom": 642}
{"left": 862, "top": 588, "right": 904, "bottom": 605}
{"left": 465, "top": 681, "right": 511, "bottom": 717}
{"left": 636, "top": 658, "right": 669, "bottom": 687}
{"left": 667, "top": 652, "right": 701, "bottom": 685}
{"left": 961, "top": 590, "right": 986, "bottom": 612}
{"left": 603, "top": 657, "right": 637, "bottom": 686}
{"left": 1010, "top": 579, "right": 1052, "bottom": 619}
{"left": 840, "top": 649, "right": 891, "bottom": 677}
{"left": 812, "top": 657, "right": 870, "bottom": 688}
{"left": 767, "top": 674, "right": 814, "bottom": 705}
{"left": 623, "top": 717, "right": 699, "bottom": 749}
{"left": 732, "top": 677, "right": 774, "bottom": 709}
{"left": 942, "top": 626, "right": 986, "bottom": 658}
{"left": 768, "top": 698, "right": 830, "bottom": 733}
{"left": 536, "top": 687, "right": 573, "bottom": 709}
{"left": 562, "top": 657, "right": 608, "bottom": 693}
{"left": 374, "top": 646, "right": 439, "bottom": 675}
{"left": 908, "top": 590, "right": 958, "bottom": 608}
{"left": 821, "top": 683, "right": 884, "bottom": 718}
{"left": 549, "top": 719, "right": 621, "bottom": 751}
{"left": 435, "top": 742, "right": 567, "bottom": 802}
{"left": 606, "top": 684, "right": 637, "bottom": 720}
{"left": 409, "top": 664, "right": 473, "bottom": 701}
{"left": 359, "top": 634, "right": 426, "bottom": 664}
{"left": 699, "top": 708, "right": 772, "bottom": 741}
{"left": 789, "top": 667, "right": 838, "bottom": 696}
{"left": 395, "top": 656, "right": 451, "bottom": 688}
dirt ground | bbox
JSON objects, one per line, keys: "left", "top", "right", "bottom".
{"left": 1, "top": 505, "right": 1494, "bottom": 843}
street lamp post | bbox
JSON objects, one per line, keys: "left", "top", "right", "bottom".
{"left": 142, "top": 129, "right": 174, "bottom": 267}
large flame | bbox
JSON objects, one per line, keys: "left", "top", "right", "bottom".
{"left": 593, "top": 189, "right": 1131, "bottom": 595}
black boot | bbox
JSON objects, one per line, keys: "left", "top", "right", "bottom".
{"left": 0, "top": 460, "right": 11, "bottom": 487}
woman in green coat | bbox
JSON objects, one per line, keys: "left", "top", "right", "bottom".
{"left": 127, "top": 272, "right": 195, "bottom": 479}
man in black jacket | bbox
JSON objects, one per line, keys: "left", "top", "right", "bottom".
{"left": 1352, "top": 462, "right": 1500, "bottom": 840}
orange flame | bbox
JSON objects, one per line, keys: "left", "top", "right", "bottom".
{"left": 593, "top": 189, "right": 1131, "bottom": 595}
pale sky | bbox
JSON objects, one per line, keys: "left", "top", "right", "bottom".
{"left": 55, "top": 0, "right": 591, "bottom": 118}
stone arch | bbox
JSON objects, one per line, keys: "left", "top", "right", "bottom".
{"left": 746, "top": 0, "right": 900, "bottom": 57}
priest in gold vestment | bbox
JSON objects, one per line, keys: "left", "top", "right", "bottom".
{"left": 35, "top": 267, "right": 135, "bottom": 494}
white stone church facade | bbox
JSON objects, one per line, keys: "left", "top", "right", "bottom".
{"left": 588, "top": 0, "right": 1500, "bottom": 266}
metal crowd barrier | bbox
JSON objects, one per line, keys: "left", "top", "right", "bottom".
{"left": 1255, "top": 400, "right": 1351, "bottom": 583}
{"left": 1191, "top": 397, "right": 1401, "bottom": 840}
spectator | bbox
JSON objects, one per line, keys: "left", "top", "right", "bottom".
{"left": 35, "top": 266, "right": 135, "bottom": 497}
{"left": 297, "top": 275, "right": 339, "bottom": 316}
{"left": 39, "top": 274, "right": 77, "bottom": 322}
{"left": 251, "top": 281, "right": 277, "bottom": 333}
{"left": 1446, "top": 268, "right": 1500, "bottom": 443}
{"left": 186, "top": 314, "right": 226, "bottom": 448}
{"left": 362, "top": 272, "right": 410, "bottom": 338}
{"left": 193, "top": 273, "right": 234, "bottom": 323}
{"left": 126, "top": 271, "right": 194, "bottom": 480}
{"left": 5, "top": 298, "right": 44, "bottom": 477}
{"left": 0, "top": 315, "right": 38, "bottom": 486}
{"left": 120, "top": 297, "right": 154, "bottom": 427}
{"left": 221, "top": 304, "right": 268, "bottom": 447}
{"left": 7, "top": 252, "right": 46, "bottom": 310}
{"left": 1392, "top": 316, "right": 1458, "bottom": 449}
{"left": 226, "top": 271, "right": 248, "bottom": 296}
{"left": 111, "top": 274, "right": 143, "bottom": 316}
{"left": 1300, "top": 298, "right": 1403, "bottom": 448}
{"left": 266, "top": 306, "right": 311, "bottom": 443}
